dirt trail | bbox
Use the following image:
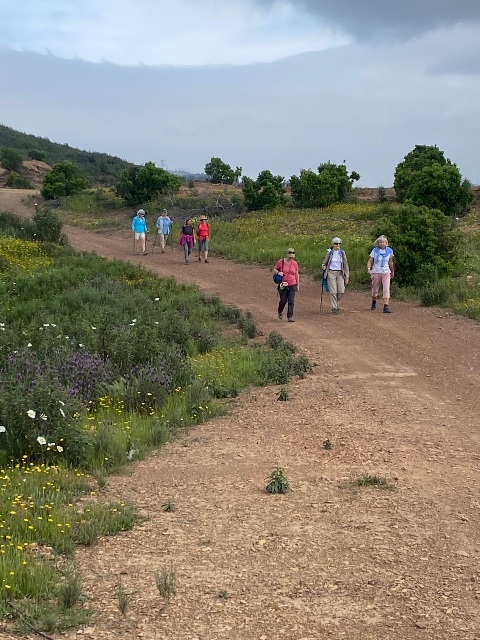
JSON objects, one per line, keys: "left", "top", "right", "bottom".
{"left": 1, "top": 189, "right": 480, "bottom": 640}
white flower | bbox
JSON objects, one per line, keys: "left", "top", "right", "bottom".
{"left": 27, "top": 410, "right": 36, "bottom": 419}
{"left": 0, "top": 425, "right": 6, "bottom": 433}
{"left": 132, "top": 319, "right": 137, "bottom": 323}
{"left": 56, "top": 445, "right": 64, "bottom": 452}
{"left": 36, "top": 436, "right": 46, "bottom": 445}
{"left": 58, "top": 400, "right": 65, "bottom": 406}
{"left": 59, "top": 408, "right": 65, "bottom": 418}
{"left": 27, "top": 343, "right": 32, "bottom": 348}
{"left": 154, "top": 297, "right": 160, "bottom": 301}
{"left": 78, "top": 343, "right": 84, "bottom": 347}
{"left": 91, "top": 326, "right": 97, "bottom": 330}
{"left": 51, "top": 323, "right": 57, "bottom": 327}
{"left": 47, "top": 442, "right": 55, "bottom": 447}
{"left": 40, "top": 413, "right": 47, "bottom": 421}
{"left": 0, "top": 323, "right": 5, "bottom": 327}
{"left": 65, "top": 336, "right": 69, "bottom": 339}
{"left": 43, "top": 323, "right": 50, "bottom": 327}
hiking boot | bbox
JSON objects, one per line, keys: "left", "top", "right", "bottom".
{"left": 383, "top": 305, "right": 392, "bottom": 313}
{"left": 142, "top": 252, "right": 148, "bottom": 256}
{"left": 198, "top": 256, "right": 201, "bottom": 262}
{"left": 371, "top": 300, "right": 377, "bottom": 311}
{"left": 205, "top": 259, "right": 209, "bottom": 263}
{"left": 288, "top": 318, "right": 295, "bottom": 322}
{"left": 332, "top": 308, "right": 339, "bottom": 315}
{"left": 278, "top": 313, "right": 283, "bottom": 320}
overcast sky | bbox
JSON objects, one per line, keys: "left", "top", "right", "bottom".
{"left": 1, "top": 0, "right": 479, "bottom": 185}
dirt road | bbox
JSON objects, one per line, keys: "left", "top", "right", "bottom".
{"left": 1, "top": 189, "right": 480, "bottom": 640}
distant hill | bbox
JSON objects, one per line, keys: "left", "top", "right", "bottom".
{"left": 0, "top": 124, "right": 134, "bottom": 186}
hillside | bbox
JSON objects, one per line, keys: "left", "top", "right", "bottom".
{"left": 0, "top": 124, "right": 134, "bottom": 185}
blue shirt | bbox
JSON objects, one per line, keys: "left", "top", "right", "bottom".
{"left": 132, "top": 215, "right": 147, "bottom": 233}
{"left": 156, "top": 215, "right": 172, "bottom": 234}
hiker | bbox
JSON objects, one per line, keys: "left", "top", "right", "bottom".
{"left": 132, "top": 209, "right": 148, "bottom": 255}
{"left": 179, "top": 217, "right": 195, "bottom": 264}
{"left": 155, "top": 209, "right": 172, "bottom": 252}
{"left": 321, "top": 237, "right": 349, "bottom": 315}
{"left": 196, "top": 214, "right": 210, "bottom": 263}
{"left": 273, "top": 248, "right": 300, "bottom": 322}
{"left": 367, "top": 235, "right": 394, "bottom": 313}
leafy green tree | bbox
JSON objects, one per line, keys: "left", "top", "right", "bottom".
{"left": 394, "top": 145, "right": 474, "bottom": 216}
{"left": 373, "top": 202, "right": 459, "bottom": 286}
{"left": 41, "top": 161, "right": 89, "bottom": 200}
{"left": 0, "top": 147, "right": 23, "bottom": 171}
{"left": 116, "top": 162, "right": 182, "bottom": 206}
{"left": 28, "top": 149, "right": 47, "bottom": 161}
{"left": 204, "top": 157, "right": 241, "bottom": 184}
{"left": 242, "top": 170, "right": 286, "bottom": 210}
{"left": 290, "top": 162, "right": 360, "bottom": 208}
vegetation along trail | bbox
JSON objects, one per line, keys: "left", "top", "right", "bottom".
{"left": 2, "top": 188, "right": 480, "bottom": 639}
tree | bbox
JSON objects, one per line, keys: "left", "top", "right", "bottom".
{"left": 204, "top": 157, "right": 241, "bottom": 184}
{"left": 290, "top": 162, "right": 360, "bottom": 208}
{"left": 28, "top": 149, "right": 47, "bottom": 162}
{"left": 0, "top": 147, "right": 23, "bottom": 171}
{"left": 394, "top": 145, "right": 474, "bottom": 216}
{"left": 373, "top": 202, "right": 459, "bottom": 286}
{"left": 116, "top": 162, "right": 182, "bottom": 206}
{"left": 41, "top": 161, "right": 89, "bottom": 200}
{"left": 242, "top": 170, "right": 286, "bottom": 211}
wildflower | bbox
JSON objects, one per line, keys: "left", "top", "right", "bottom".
{"left": 40, "top": 413, "right": 47, "bottom": 421}
{"left": 59, "top": 408, "right": 65, "bottom": 418}
{"left": 36, "top": 436, "right": 47, "bottom": 446}
{"left": 0, "top": 426, "right": 6, "bottom": 433}
{"left": 58, "top": 400, "right": 65, "bottom": 406}
{"left": 27, "top": 343, "right": 32, "bottom": 348}
{"left": 27, "top": 410, "right": 36, "bottom": 419}
{"left": 56, "top": 445, "right": 63, "bottom": 452}
{"left": 91, "top": 326, "right": 97, "bottom": 330}
{"left": 43, "top": 323, "right": 50, "bottom": 327}
{"left": 155, "top": 297, "right": 160, "bottom": 301}
{"left": 47, "top": 442, "right": 55, "bottom": 447}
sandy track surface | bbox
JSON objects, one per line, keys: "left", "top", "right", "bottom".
{"left": 1, "top": 189, "right": 479, "bottom": 640}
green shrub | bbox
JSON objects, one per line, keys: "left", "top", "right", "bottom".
{"left": 5, "top": 171, "right": 34, "bottom": 189}
{"left": 265, "top": 465, "right": 291, "bottom": 494}
{"left": 33, "top": 208, "right": 63, "bottom": 243}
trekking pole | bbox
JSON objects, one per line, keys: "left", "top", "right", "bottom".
{"left": 320, "top": 284, "right": 324, "bottom": 315}
{"left": 132, "top": 234, "right": 136, "bottom": 255}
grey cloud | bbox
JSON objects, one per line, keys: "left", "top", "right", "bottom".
{"left": 1, "top": 43, "right": 479, "bottom": 186}
{"left": 256, "top": 0, "right": 480, "bottom": 38}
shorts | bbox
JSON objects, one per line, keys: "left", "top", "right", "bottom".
{"left": 198, "top": 238, "right": 209, "bottom": 251}
{"left": 134, "top": 232, "right": 145, "bottom": 240}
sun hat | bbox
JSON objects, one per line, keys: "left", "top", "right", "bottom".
{"left": 332, "top": 237, "right": 342, "bottom": 244}
{"left": 287, "top": 247, "right": 295, "bottom": 254}
{"left": 199, "top": 214, "right": 208, "bottom": 220}
{"left": 137, "top": 209, "right": 145, "bottom": 216}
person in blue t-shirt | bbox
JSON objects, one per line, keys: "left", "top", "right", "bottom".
{"left": 155, "top": 209, "right": 172, "bottom": 252}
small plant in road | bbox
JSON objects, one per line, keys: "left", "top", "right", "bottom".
{"left": 277, "top": 387, "right": 289, "bottom": 401}
{"left": 265, "top": 464, "right": 291, "bottom": 494}
{"left": 156, "top": 563, "right": 176, "bottom": 605}
{"left": 323, "top": 439, "right": 333, "bottom": 450}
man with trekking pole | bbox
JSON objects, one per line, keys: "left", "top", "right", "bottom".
{"left": 132, "top": 209, "right": 148, "bottom": 255}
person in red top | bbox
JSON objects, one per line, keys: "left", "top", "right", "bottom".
{"left": 273, "top": 248, "right": 300, "bottom": 322}
{"left": 196, "top": 214, "right": 210, "bottom": 263}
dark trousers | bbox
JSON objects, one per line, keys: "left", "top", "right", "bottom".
{"left": 278, "top": 285, "right": 297, "bottom": 319}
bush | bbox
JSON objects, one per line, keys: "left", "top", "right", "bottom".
{"left": 41, "top": 161, "right": 89, "bottom": 200}
{"left": 5, "top": 171, "right": 34, "bottom": 189}
{"left": 0, "top": 147, "right": 23, "bottom": 171}
{"left": 373, "top": 202, "right": 459, "bottom": 286}
{"left": 33, "top": 208, "right": 63, "bottom": 243}
{"left": 290, "top": 162, "right": 360, "bottom": 208}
